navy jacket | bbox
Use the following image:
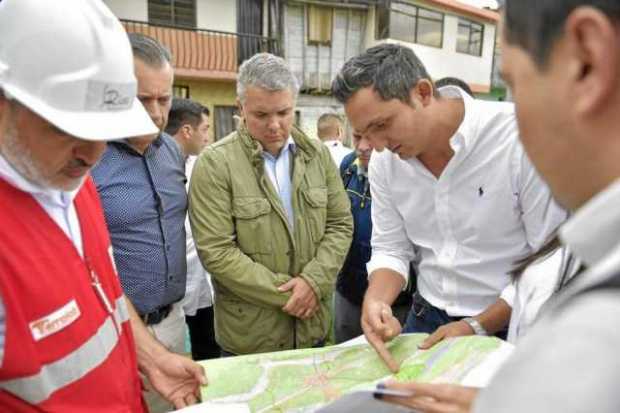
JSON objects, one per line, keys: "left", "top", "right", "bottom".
{"left": 336, "top": 153, "right": 372, "bottom": 305}
{"left": 337, "top": 153, "right": 414, "bottom": 306}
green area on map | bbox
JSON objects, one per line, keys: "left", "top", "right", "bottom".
{"left": 199, "top": 334, "right": 502, "bottom": 413}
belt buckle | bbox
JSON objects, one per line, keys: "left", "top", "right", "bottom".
{"left": 143, "top": 304, "right": 172, "bottom": 326}
{"left": 142, "top": 312, "right": 153, "bottom": 325}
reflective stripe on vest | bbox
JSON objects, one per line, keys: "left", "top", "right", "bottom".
{"left": 0, "top": 296, "right": 130, "bottom": 404}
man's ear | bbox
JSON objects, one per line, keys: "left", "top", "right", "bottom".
{"left": 236, "top": 98, "right": 244, "bottom": 120}
{"left": 410, "top": 79, "right": 434, "bottom": 107}
{"left": 180, "top": 124, "right": 192, "bottom": 140}
{"left": 565, "top": 7, "right": 620, "bottom": 115}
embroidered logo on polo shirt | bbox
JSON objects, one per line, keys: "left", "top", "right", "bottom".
{"left": 29, "top": 299, "right": 81, "bottom": 341}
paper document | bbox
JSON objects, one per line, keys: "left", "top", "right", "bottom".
{"left": 195, "top": 334, "right": 513, "bottom": 412}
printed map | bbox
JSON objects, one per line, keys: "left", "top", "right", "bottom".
{"left": 199, "top": 334, "right": 510, "bottom": 413}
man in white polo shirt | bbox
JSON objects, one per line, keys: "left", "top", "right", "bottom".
{"left": 332, "top": 43, "right": 566, "bottom": 370}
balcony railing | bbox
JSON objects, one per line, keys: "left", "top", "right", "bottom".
{"left": 121, "top": 19, "right": 280, "bottom": 81}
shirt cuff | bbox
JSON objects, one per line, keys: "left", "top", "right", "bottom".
{"left": 366, "top": 254, "right": 410, "bottom": 289}
{"left": 500, "top": 282, "right": 516, "bottom": 307}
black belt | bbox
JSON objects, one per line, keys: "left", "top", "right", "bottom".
{"left": 141, "top": 304, "right": 173, "bottom": 325}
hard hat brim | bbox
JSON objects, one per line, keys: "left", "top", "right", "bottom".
{"left": 4, "top": 84, "right": 159, "bottom": 142}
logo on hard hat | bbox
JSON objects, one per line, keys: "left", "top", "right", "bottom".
{"left": 85, "top": 80, "right": 135, "bottom": 111}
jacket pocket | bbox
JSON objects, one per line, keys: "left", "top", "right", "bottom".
{"left": 232, "top": 197, "right": 272, "bottom": 254}
{"left": 301, "top": 187, "right": 327, "bottom": 244}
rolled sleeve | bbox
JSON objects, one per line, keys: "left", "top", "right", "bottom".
{"left": 366, "top": 254, "right": 410, "bottom": 285}
{"left": 499, "top": 282, "right": 516, "bottom": 307}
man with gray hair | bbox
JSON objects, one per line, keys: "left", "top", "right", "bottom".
{"left": 189, "top": 53, "right": 353, "bottom": 355}
{"left": 331, "top": 43, "right": 566, "bottom": 371}
{"left": 91, "top": 33, "right": 189, "bottom": 412}
{"left": 0, "top": 1, "right": 205, "bottom": 411}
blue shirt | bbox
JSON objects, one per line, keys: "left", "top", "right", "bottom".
{"left": 262, "top": 137, "right": 295, "bottom": 229}
{"left": 91, "top": 133, "right": 187, "bottom": 314}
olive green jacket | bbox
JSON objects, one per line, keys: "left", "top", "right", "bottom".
{"left": 188, "top": 125, "right": 353, "bottom": 354}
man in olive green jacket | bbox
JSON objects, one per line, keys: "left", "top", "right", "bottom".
{"left": 188, "top": 53, "right": 353, "bottom": 355}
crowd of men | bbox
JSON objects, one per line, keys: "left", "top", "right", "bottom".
{"left": 1, "top": 0, "right": 619, "bottom": 412}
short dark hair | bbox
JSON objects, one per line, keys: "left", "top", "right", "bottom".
{"left": 128, "top": 33, "right": 172, "bottom": 67}
{"left": 331, "top": 43, "right": 434, "bottom": 104}
{"left": 165, "top": 98, "right": 209, "bottom": 136}
{"left": 316, "top": 113, "right": 343, "bottom": 139}
{"left": 504, "top": 0, "right": 620, "bottom": 67}
{"left": 435, "top": 77, "right": 474, "bottom": 97}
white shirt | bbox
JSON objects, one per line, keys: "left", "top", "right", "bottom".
{"left": 507, "top": 248, "right": 564, "bottom": 344}
{"left": 262, "top": 136, "right": 295, "bottom": 228}
{"left": 323, "top": 139, "right": 352, "bottom": 168}
{"left": 0, "top": 154, "right": 83, "bottom": 256}
{"left": 182, "top": 155, "right": 214, "bottom": 316}
{"left": 367, "top": 86, "right": 567, "bottom": 317}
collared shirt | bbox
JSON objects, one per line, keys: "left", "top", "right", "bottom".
{"left": 367, "top": 86, "right": 567, "bottom": 317}
{"left": 323, "top": 139, "right": 353, "bottom": 167}
{"left": 474, "top": 181, "right": 620, "bottom": 413}
{"left": 354, "top": 158, "right": 368, "bottom": 177}
{"left": 262, "top": 137, "right": 295, "bottom": 228}
{"left": 560, "top": 177, "right": 620, "bottom": 268}
{"left": 181, "top": 155, "right": 213, "bottom": 316}
{"left": 91, "top": 133, "right": 187, "bottom": 315}
{"left": 0, "top": 154, "right": 83, "bottom": 256}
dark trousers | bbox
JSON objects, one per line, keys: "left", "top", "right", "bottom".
{"left": 185, "top": 306, "right": 220, "bottom": 361}
{"left": 404, "top": 292, "right": 507, "bottom": 340}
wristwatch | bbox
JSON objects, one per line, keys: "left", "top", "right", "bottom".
{"left": 462, "top": 317, "right": 489, "bottom": 336}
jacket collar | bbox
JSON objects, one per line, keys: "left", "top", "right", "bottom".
{"left": 238, "top": 123, "right": 318, "bottom": 166}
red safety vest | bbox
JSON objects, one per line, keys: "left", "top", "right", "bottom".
{"left": 0, "top": 177, "right": 146, "bottom": 412}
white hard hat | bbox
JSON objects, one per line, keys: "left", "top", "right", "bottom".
{"left": 0, "top": 0, "right": 158, "bottom": 141}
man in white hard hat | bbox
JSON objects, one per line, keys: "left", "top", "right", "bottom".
{"left": 0, "top": 0, "right": 206, "bottom": 411}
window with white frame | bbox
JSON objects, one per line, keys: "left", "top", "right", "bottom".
{"left": 456, "top": 17, "right": 484, "bottom": 56}
{"left": 376, "top": 1, "right": 444, "bottom": 48}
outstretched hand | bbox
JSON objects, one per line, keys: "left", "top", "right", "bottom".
{"left": 418, "top": 321, "right": 474, "bottom": 350}
{"left": 144, "top": 351, "right": 208, "bottom": 409}
{"left": 361, "top": 298, "right": 402, "bottom": 373}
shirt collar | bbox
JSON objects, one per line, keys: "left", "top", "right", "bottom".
{"left": 0, "top": 153, "right": 80, "bottom": 209}
{"left": 560, "top": 177, "right": 620, "bottom": 267}
{"left": 438, "top": 86, "right": 476, "bottom": 153}
{"left": 116, "top": 133, "right": 164, "bottom": 157}
{"left": 353, "top": 157, "right": 367, "bottom": 177}
{"left": 262, "top": 136, "right": 296, "bottom": 161}
{"left": 323, "top": 139, "right": 341, "bottom": 147}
